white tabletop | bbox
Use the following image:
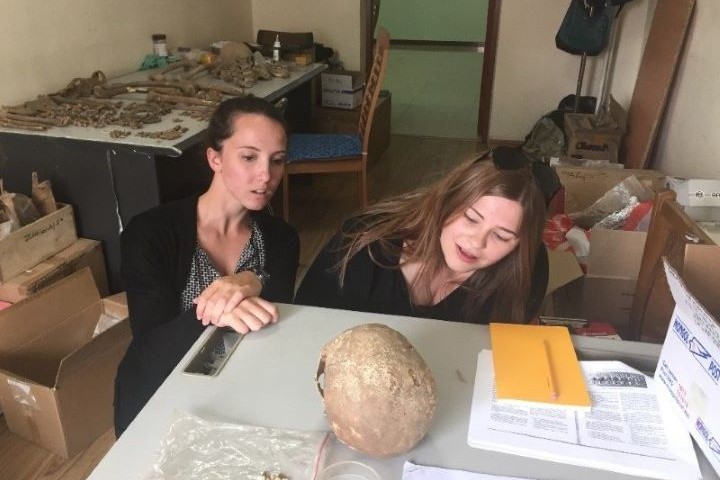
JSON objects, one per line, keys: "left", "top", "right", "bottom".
{"left": 0, "top": 63, "right": 326, "bottom": 156}
{"left": 87, "top": 304, "right": 718, "bottom": 480}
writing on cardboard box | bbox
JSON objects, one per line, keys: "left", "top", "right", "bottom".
{"left": 23, "top": 217, "right": 65, "bottom": 243}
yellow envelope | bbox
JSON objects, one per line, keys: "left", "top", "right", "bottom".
{"left": 489, "top": 323, "right": 591, "bottom": 409}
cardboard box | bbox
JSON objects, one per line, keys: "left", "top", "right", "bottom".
{"left": 666, "top": 177, "right": 720, "bottom": 207}
{"left": 547, "top": 166, "right": 666, "bottom": 336}
{"left": 321, "top": 88, "right": 363, "bottom": 110}
{"left": 321, "top": 70, "right": 364, "bottom": 92}
{"left": 0, "top": 269, "right": 131, "bottom": 458}
{"left": 655, "top": 245, "right": 720, "bottom": 476}
{"left": 564, "top": 97, "right": 626, "bottom": 162}
{"left": 554, "top": 165, "right": 665, "bottom": 214}
{"left": 666, "top": 177, "right": 720, "bottom": 222}
{"left": 0, "top": 203, "right": 77, "bottom": 283}
{"left": 0, "top": 238, "right": 108, "bottom": 303}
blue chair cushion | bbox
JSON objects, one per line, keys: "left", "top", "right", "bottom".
{"left": 287, "top": 134, "right": 362, "bottom": 163}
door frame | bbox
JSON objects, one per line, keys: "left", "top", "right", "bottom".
{"left": 360, "top": 0, "right": 501, "bottom": 140}
{"left": 477, "top": 0, "right": 501, "bottom": 142}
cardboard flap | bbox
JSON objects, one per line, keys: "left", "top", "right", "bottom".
{"left": 0, "top": 269, "right": 100, "bottom": 353}
{"left": 586, "top": 229, "right": 647, "bottom": 279}
{"left": 682, "top": 244, "right": 720, "bottom": 318}
{"left": 546, "top": 250, "right": 584, "bottom": 295}
{"left": 555, "top": 166, "right": 665, "bottom": 213}
{"left": 56, "top": 316, "right": 130, "bottom": 386}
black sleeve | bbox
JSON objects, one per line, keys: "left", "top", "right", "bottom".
{"left": 294, "top": 230, "right": 347, "bottom": 308}
{"left": 294, "top": 227, "right": 381, "bottom": 312}
{"left": 121, "top": 214, "right": 187, "bottom": 337}
{"left": 260, "top": 217, "right": 300, "bottom": 303}
{"left": 525, "top": 244, "right": 550, "bottom": 320}
{"left": 115, "top": 214, "right": 204, "bottom": 436}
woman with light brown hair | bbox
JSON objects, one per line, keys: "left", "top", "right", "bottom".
{"left": 294, "top": 147, "right": 554, "bottom": 324}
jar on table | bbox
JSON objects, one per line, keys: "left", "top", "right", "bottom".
{"left": 152, "top": 34, "right": 168, "bottom": 57}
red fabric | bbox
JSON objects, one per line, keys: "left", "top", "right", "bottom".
{"left": 543, "top": 214, "right": 574, "bottom": 251}
{"left": 623, "top": 201, "right": 653, "bottom": 231}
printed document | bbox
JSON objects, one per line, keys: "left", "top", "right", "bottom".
{"left": 468, "top": 350, "right": 701, "bottom": 480}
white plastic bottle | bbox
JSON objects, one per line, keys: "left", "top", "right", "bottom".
{"left": 272, "top": 35, "right": 281, "bottom": 62}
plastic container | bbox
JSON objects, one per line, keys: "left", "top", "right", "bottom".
{"left": 317, "top": 461, "right": 381, "bottom": 480}
{"left": 273, "top": 35, "right": 281, "bottom": 62}
{"left": 152, "top": 34, "right": 168, "bottom": 57}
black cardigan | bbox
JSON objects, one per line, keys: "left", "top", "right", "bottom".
{"left": 114, "top": 195, "right": 299, "bottom": 436}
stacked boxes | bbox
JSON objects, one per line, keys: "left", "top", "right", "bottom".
{"left": 321, "top": 70, "right": 364, "bottom": 110}
{"left": 546, "top": 166, "right": 666, "bottom": 336}
{"left": 0, "top": 269, "right": 130, "bottom": 457}
{"left": 0, "top": 203, "right": 77, "bottom": 283}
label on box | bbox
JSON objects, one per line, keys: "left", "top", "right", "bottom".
{"left": 668, "top": 178, "right": 720, "bottom": 208}
{"left": 655, "top": 259, "right": 720, "bottom": 475}
{"left": 322, "top": 89, "right": 363, "bottom": 110}
{"left": 321, "top": 71, "right": 363, "bottom": 91}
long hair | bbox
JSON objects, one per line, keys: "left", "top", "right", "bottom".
{"left": 337, "top": 156, "right": 546, "bottom": 323}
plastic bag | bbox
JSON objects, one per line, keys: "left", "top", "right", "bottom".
{"left": 569, "top": 175, "right": 653, "bottom": 230}
{"left": 143, "top": 411, "right": 328, "bottom": 480}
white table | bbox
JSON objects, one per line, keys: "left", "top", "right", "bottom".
{"left": 87, "top": 304, "right": 719, "bottom": 480}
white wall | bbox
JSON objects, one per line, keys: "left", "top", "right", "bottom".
{"left": 0, "top": 0, "right": 252, "bottom": 105}
{"left": 489, "top": 1, "right": 652, "bottom": 142}
{"left": 489, "top": 0, "right": 720, "bottom": 180}
{"left": 652, "top": 0, "right": 720, "bottom": 178}
{"left": 251, "top": 0, "right": 361, "bottom": 71}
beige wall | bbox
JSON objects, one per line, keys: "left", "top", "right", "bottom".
{"left": 653, "top": 0, "right": 720, "bottom": 178}
{"left": 251, "top": 0, "right": 361, "bottom": 71}
{"left": 489, "top": 1, "right": 652, "bottom": 142}
{"left": 489, "top": 0, "right": 720, "bottom": 179}
{"left": 0, "top": 0, "right": 252, "bottom": 105}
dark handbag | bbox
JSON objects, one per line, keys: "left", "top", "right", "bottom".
{"left": 555, "top": 0, "right": 613, "bottom": 56}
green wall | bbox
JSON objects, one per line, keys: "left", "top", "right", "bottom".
{"left": 377, "top": 0, "right": 489, "bottom": 42}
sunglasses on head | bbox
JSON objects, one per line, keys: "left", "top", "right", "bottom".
{"left": 473, "top": 146, "right": 561, "bottom": 206}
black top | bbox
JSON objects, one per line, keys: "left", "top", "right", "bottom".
{"left": 295, "top": 225, "right": 548, "bottom": 324}
{"left": 114, "top": 195, "right": 299, "bottom": 436}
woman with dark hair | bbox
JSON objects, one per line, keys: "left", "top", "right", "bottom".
{"left": 114, "top": 96, "right": 299, "bottom": 436}
{"left": 294, "top": 147, "right": 549, "bottom": 324}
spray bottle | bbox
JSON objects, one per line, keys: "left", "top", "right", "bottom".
{"left": 272, "top": 35, "right": 281, "bottom": 62}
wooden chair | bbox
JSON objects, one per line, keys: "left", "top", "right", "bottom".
{"left": 281, "top": 28, "right": 391, "bottom": 222}
{"left": 628, "top": 189, "right": 714, "bottom": 342}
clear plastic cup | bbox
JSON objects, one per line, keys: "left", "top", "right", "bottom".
{"left": 317, "top": 461, "right": 381, "bottom": 480}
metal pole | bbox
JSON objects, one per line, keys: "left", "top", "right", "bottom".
{"left": 573, "top": 5, "right": 594, "bottom": 113}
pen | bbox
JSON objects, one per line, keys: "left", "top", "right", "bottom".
{"left": 544, "top": 339, "right": 559, "bottom": 401}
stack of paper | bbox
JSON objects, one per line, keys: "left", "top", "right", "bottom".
{"left": 467, "top": 350, "right": 701, "bottom": 480}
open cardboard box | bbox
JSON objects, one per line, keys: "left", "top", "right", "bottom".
{"left": 545, "top": 166, "right": 666, "bottom": 336}
{"left": 655, "top": 244, "right": 720, "bottom": 474}
{"left": 0, "top": 268, "right": 130, "bottom": 458}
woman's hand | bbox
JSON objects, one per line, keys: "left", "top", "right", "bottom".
{"left": 213, "top": 297, "right": 279, "bottom": 334}
{"left": 194, "top": 271, "right": 262, "bottom": 325}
